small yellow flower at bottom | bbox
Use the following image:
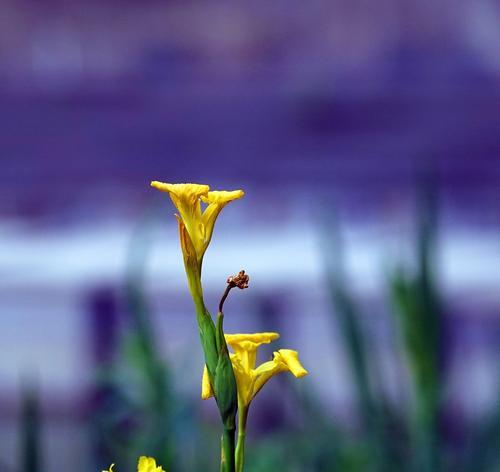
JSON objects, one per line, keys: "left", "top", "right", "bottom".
{"left": 138, "top": 456, "right": 165, "bottom": 472}
{"left": 102, "top": 457, "right": 165, "bottom": 472}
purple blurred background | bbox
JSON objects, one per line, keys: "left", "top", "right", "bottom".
{"left": 1, "top": 1, "right": 500, "bottom": 470}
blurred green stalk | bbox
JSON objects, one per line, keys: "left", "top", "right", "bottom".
{"left": 21, "top": 381, "right": 41, "bottom": 472}
{"left": 390, "top": 184, "right": 441, "bottom": 472}
{"left": 124, "top": 204, "right": 175, "bottom": 467}
{"left": 321, "top": 215, "right": 387, "bottom": 470}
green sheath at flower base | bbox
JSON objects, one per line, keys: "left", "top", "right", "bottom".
{"left": 215, "top": 312, "right": 238, "bottom": 472}
{"left": 214, "top": 312, "right": 238, "bottom": 430}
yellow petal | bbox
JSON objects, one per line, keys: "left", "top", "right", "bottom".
{"left": 225, "top": 333, "right": 279, "bottom": 346}
{"left": 201, "top": 364, "right": 214, "bottom": 400}
{"left": 175, "top": 216, "right": 205, "bottom": 302}
{"left": 175, "top": 215, "right": 196, "bottom": 260}
{"left": 251, "top": 349, "right": 308, "bottom": 401}
{"left": 176, "top": 216, "right": 197, "bottom": 268}
{"left": 225, "top": 332, "right": 279, "bottom": 372}
{"left": 103, "top": 464, "right": 115, "bottom": 472}
{"left": 151, "top": 181, "right": 209, "bottom": 199}
{"left": 200, "top": 190, "right": 245, "bottom": 205}
{"left": 274, "top": 349, "right": 308, "bottom": 378}
{"left": 151, "top": 182, "right": 209, "bottom": 226}
{"left": 151, "top": 181, "right": 209, "bottom": 258}
{"left": 250, "top": 358, "right": 282, "bottom": 399}
{"left": 199, "top": 189, "right": 244, "bottom": 252}
{"left": 138, "top": 456, "right": 164, "bottom": 472}
{"left": 229, "top": 353, "right": 255, "bottom": 406}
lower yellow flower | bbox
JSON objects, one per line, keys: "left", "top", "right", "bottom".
{"left": 201, "top": 332, "right": 308, "bottom": 407}
{"left": 102, "top": 457, "right": 164, "bottom": 472}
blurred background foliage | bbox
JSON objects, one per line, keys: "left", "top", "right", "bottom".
{"left": 17, "top": 183, "right": 500, "bottom": 472}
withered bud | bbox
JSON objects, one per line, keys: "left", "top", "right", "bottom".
{"left": 227, "top": 270, "right": 249, "bottom": 290}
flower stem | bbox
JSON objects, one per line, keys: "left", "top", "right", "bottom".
{"left": 235, "top": 404, "right": 249, "bottom": 472}
{"left": 221, "top": 426, "right": 236, "bottom": 472}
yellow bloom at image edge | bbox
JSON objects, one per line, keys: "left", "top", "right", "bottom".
{"left": 103, "top": 456, "right": 165, "bottom": 472}
{"left": 138, "top": 456, "right": 165, "bottom": 472}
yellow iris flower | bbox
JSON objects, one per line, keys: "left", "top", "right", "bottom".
{"left": 103, "top": 456, "right": 164, "bottom": 472}
{"left": 201, "top": 332, "right": 308, "bottom": 407}
{"left": 150, "top": 182, "right": 244, "bottom": 266}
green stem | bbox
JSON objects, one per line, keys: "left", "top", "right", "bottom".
{"left": 235, "top": 404, "right": 249, "bottom": 472}
{"left": 221, "top": 426, "right": 236, "bottom": 472}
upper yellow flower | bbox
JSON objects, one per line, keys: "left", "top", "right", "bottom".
{"left": 201, "top": 332, "right": 308, "bottom": 407}
{"left": 151, "top": 182, "right": 244, "bottom": 265}
{"left": 103, "top": 457, "right": 164, "bottom": 472}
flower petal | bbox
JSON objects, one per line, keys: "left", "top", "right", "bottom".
{"left": 274, "top": 349, "right": 308, "bottom": 378}
{"left": 138, "top": 456, "right": 164, "bottom": 472}
{"left": 251, "top": 349, "right": 308, "bottom": 400}
{"left": 225, "top": 333, "right": 279, "bottom": 372}
{"left": 229, "top": 354, "right": 254, "bottom": 406}
{"left": 201, "top": 364, "right": 214, "bottom": 400}
{"left": 200, "top": 190, "right": 244, "bottom": 205}
{"left": 151, "top": 181, "right": 209, "bottom": 258}
{"left": 225, "top": 333, "right": 279, "bottom": 347}
{"left": 199, "top": 189, "right": 244, "bottom": 253}
{"left": 151, "top": 181, "right": 209, "bottom": 199}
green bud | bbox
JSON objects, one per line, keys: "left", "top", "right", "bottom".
{"left": 214, "top": 312, "right": 238, "bottom": 429}
{"left": 196, "top": 307, "right": 218, "bottom": 380}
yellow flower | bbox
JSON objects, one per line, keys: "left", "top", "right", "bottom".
{"left": 151, "top": 182, "right": 244, "bottom": 265}
{"left": 138, "top": 456, "right": 165, "bottom": 472}
{"left": 202, "top": 333, "right": 308, "bottom": 407}
{"left": 102, "top": 457, "right": 164, "bottom": 472}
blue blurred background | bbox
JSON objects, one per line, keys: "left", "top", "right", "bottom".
{"left": 1, "top": 1, "right": 500, "bottom": 471}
